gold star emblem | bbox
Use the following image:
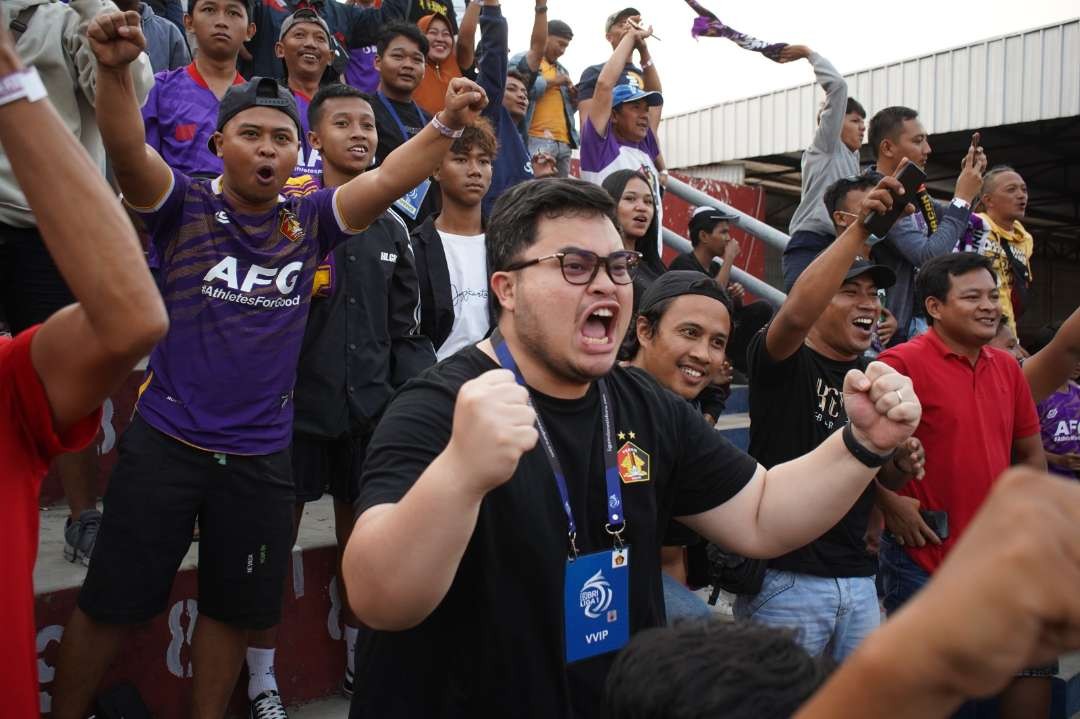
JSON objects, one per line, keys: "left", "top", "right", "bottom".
{"left": 628, "top": 431, "right": 636, "bottom": 440}
{"left": 617, "top": 431, "right": 626, "bottom": 441}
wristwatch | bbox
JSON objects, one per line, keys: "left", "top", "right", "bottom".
{"left": 842, "top": 423, "right": 895, "bottom": 468}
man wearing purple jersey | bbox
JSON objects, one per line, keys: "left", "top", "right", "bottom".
{"left": 50, "top": 9, "right": 487, "bottom": 719}
{"left": 142, "top": 0, "right": 254, "bottom": 178}
{"left": 276, "top": 8, "right": 331, "bottom": 179}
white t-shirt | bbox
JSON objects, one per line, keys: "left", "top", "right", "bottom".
{"left": 438, "top": 230, "right": 489, "bottom": 361}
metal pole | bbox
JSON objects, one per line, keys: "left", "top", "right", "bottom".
{"left": 666, "top": 175, "right": 790, "bottom": 252}
{"left": 661, "top": 228, "right": 787, "bottom": 308}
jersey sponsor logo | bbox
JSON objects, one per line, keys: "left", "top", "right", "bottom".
{"left": 579, "top": 570, "right": 613, "bottom": 619}
{"left": 617, "top": 439, "right": 650, "bottom": 484}
{"left": 174, "top": 123, "right": 197, "bottom": 142}
{"left": 279, "top": 208, "right": 306, "bottom": 242}
{"left": 202, "top": 256, "right": 305, "bottom": 308}
{"left": 1054, "top": 419, "right": 1080, "bottom": 441}
{"left": 215, "top": 210, "right": 230, "bottom": 225}
{"left": 1047, "top": 408, "right": 1059, "bottom": 419}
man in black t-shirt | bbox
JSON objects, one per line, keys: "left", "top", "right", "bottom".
{"left": 735, "top": 175, "right": 926, "bottom": 662}
{"left": 372, "top": 22, "right": 439, "bottom": 229}
{"left": 342, "top": 178, "right": 923, "bottom": 718}
{"left": 576, "top": 7, "right": 646, "bottom": 132}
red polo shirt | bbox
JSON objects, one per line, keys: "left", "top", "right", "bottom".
{"left": 0, "top": 327, "right": 101, "bottom": 719}
{"left": 879, "top": 327, "right": 1039, "bottom": 574}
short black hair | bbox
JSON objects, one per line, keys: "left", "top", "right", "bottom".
{"left": 620, "top": 282, "right": 734, "bottom": 361}
{"left": 377, "top": 21, "right": 429, "bottom": 57}
{"left": 606, "top": 619, "right": 832, "bottom": 719}
{"left": 487, "top": 178, "right": 617, "bottom": 319}
{"left": 846, "top": 97, "right": 866, "bottom": 118}
{"left": 823, "top": 175, "right": 876, "bottom": 219}
{"left": 506, "top": 68, "right": 531, "bottom": 87}
{"left": 307, "top": 83, "right": 373, "bottom": 130}
{"left": 187, "top": 0, "right": 252, "bottom": 20}
{"left": 868, "top": 106, "right": 919, "bottom": 160}
{"left": 915, "top": 253, "right": 997, "bottom": 325}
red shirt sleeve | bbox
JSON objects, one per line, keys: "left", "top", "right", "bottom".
{"left": 1011, "top": 359, "right": 1040, "bottom": 439}
{"left": 1, "top": 326, "right": 102, "bottom": 472}
{"left": 877, "top": 346, "right": 908, "bottom": 376}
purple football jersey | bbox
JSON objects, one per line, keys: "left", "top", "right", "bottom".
{"left": 1038, "top": 381, "right": 1080, "bottom": 478}
{"left": 143, "top": 63, "right": 246, "bottom": 178}
{"left": 292, "top": 90, "right": 323, "bottom": 180}
{"left": 131, "top": 169, "right": 361, "bottom": 454}
{"left": 344, "top": 44, "right": 380, "bottom": 93}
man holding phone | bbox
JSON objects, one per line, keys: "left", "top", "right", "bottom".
{"left": 867, "top": 106, "right": 986, "bottom": 344}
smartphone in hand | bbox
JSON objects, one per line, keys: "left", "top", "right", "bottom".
{"left": 863, "top": 162, "right": 926, "bottom": 238}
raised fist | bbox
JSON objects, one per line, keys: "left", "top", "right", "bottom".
{"left": 842, "top": 361, "right": 921, "bottom": 455}
{"left": 87, "top": 11, "right": 147, "bottom": 69}
{"left": 439, "top": 77, "right": 488, "bottom": 131}
{"left": 446, "top": 369, "right": 538, "bottom": 495}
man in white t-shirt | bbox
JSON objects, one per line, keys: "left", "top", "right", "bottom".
{"left": 411, "top": 118, "right": 497, "bottom": 359}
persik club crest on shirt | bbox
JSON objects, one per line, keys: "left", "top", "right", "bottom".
{"left": 279, "top": 209, "right": 305, "bottom": 242}
{"left": 616, "top": 431, "right": 650, "bottom": 484}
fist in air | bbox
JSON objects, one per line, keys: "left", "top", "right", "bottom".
{"left": 439, "top": 77, "right": 488, "bottom": 131}
{"left": 842, "top": 361, "right": 921, "bottom": 455}
{"left": 87, "top": 11, "right": 146, "bottom": 68}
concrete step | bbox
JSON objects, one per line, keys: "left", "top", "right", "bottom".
{"left": 35, "top": 497, "right": 347, "bottom": 718}
{"left": 290, "top": 695, "right": 349, "bottom": 718}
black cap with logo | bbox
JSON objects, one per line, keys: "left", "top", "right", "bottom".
{"left": 208, "top": 77, "right": 303, "bottom": 152}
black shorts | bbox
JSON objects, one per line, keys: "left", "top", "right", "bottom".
{"left": 291, "top": 431, "right": 370, "bottom": 504}
{"left": 78, "top": 415, "right": 295, "bottom": 630}
{"left": 0, "top": 223, "right": 75, "bottom": 333}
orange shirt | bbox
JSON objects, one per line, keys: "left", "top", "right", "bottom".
{"left": 414, "top": 13, "right": 462, "bottom": 115}
{"left": 528, "top": 59, "right": 570, "bottom": 144}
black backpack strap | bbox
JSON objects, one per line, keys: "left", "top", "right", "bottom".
{"left": 10, "top": 5, "right": 40, "bottom": 43}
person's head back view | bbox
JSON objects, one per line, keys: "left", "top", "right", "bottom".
{"left": 606, "top": 619, "right": 832, "bottom": 719}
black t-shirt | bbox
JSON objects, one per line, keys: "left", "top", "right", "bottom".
{"left": 746, "top": 328, "right": 876, "bottom": 577}
{"left": 351, "top": 347, "right": 758, "bottom": 719}
{"left": 668, "top": 251, "right": 720, "bottom": 278}
{"left": 372, "top": 96, "right": 440, "bottom": 230}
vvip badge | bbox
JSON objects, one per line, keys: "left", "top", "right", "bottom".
{"left": 564, "top": 549, "right": 630, "bottom": 663}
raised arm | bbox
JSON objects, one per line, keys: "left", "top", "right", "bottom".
{"left": 455, "top": 0, "right": 481, "bottom": 72}
{"left": 1023, "top": 304, "right": 1080, "bottom": 402}
{"left": 523, "top": 1, "right": 547, "bottom": 72}
{"left": 475, "top": 0, "right": 508, "bottom": 110}
{"left": 636, "top": 32, "right": 662, "bottom": 132}
{"left": 87, "top": 11, "right": 173, "bottom": 208}
{"left": 680, "top": 362, "right": 922, "bottom": 559}
{"left": 335, "top": 77, "right": 487, "bottom": 233}
{"left": 767, "top": 174, "right": 907, "bottom": 361}
{"left": 798, "top": 48, "right": 848, "bottom": 154}
{"left": 0, "top": 24, "right": 167, "bottom": 430}
{"left": 587, "top": 28, "right": 645, "bottom": 137}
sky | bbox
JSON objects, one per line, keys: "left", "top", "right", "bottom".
{"left": 488, "top": 0, "right": 1079, "bottom": 116}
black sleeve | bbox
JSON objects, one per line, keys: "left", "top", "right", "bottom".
{"left": 669, "top": 395, "right": 759, "bottom": 517}
{"left": 696, "top": 384, "right": 728, "bottom": 419}
{"left": 388, "top": 219, "right": 437, "bottom": 386}
{"left": 349, "top": 0, "right": 409, "bottom": 47}
{"left": 576, "top": 65, "right": 600, "bottom": 102}
{"left": 357, "top": 375, "right": 456, "bottom": 514}
{"left": 476, "top": 5, "right": 508, "bottom": 112}
{"left": 746, "top": 324, "right": 801, "bottom": 386}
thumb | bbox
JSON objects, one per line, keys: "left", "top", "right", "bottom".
{"left": 843, "top": 368, "right": 871, "bottom": 394}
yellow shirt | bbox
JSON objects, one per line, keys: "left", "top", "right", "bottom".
{"left": 528, "top": 59, "right": 570, "bottom": 144}
{"left": 977, "top": 213, "right": 1034, "bottom": 331}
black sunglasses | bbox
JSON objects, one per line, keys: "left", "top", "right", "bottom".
{"left": 504, "top": 248, "right": 642, "bottom": 286}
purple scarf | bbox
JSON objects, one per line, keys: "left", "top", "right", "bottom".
{"left": 685, "top": 0, "right": 787, "bottom": 62}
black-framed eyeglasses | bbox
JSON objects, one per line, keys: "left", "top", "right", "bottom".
{"left": 504, "top": 248, "right": 642, "bottom": 286}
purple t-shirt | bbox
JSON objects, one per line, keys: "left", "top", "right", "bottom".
{"left": 143, "top": 63, "right": 246, "bottom": 178}
{"left": 131, "top": 169, "right": 360, "bottom": 454}
{"left": 345, "top": 44, "right": 379, "bottom": 93}
{"left": 292, "top": 91, "right": 323, "bottom": 180}
{"left": 1038, "top": 381, "right": 1080, "bottom": 478}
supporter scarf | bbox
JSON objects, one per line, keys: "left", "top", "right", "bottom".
{"left": 915, "top": 184, "right": 938, "bottom": 236}
{"left": 684, "top": 0, "right": 787, "bottom": 62}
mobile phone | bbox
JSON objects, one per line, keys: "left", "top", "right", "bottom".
{"left": 919, "top": 509, "right": 949, "bottom": 541}
{"left": 862, "top": 163, "right": 926, "bottom": 238}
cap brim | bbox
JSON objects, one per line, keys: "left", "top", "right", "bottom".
{"left": 845, "top": 264, "right": 896, "bottom": 290}
{"left": 615, "top": 90, "right": 663, "bottom": 107}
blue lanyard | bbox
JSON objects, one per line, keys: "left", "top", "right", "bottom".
{"left": 490, "top": 329, "right": 626, "bottom": 558}
{"left": 376, "top": 92, "right": 428, "bottom": 143}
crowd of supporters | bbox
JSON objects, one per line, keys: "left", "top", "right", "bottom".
{"left": 1, "top": 2, "right": 1080, "bottom": 719}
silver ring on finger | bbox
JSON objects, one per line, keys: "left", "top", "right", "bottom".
{"left": 895, "top": 390, "right": 904, "bottom": 405}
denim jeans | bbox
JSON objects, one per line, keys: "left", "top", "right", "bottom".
{"left": 527, "top": 136, "right": 573, "bottom": 178}
{"left": 733, "top": 568, "right": 880, "bottom": 661}
{"left": 662, "top": 571, "right": 712, "bottom": 623}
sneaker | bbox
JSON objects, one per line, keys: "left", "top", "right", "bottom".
{"left": 342, "top": 667, "right": 354, "bottom": 699}
{"left": 249, "top": 690, "right": 288, "bottom": 719}
{"left": 63, "top": 509, "right": 102, "bottom": 566}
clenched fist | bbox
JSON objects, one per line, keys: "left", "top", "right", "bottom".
{"left": 446, "top": 369, "right": 538, "bottom": 495}
{"left": 439, "top": 77, "right": 488, "bottom": 131}
{"left": 87, "top": 11, "right": 147, "bottom": 68}
{"left": 842, "top": 361, "right": 921, "bottom": 455}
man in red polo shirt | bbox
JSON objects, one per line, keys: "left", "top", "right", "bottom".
{"left": 876, "top": 252, "right": 1046, "bottom": 718}
{"left": 0, "top": 19, "right": 168, "bottom": 716}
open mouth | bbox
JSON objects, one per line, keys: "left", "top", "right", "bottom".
{"left": 348, "top": 144, "right": 368, "bottom": 159}
{"left": 581, "top": 306, "right": 617, "bottom": 347}
{"left": 300, "top": 51, "right": 321, "bottom": 63}
{"left": 632, "top": 214, "right": 649, "bottom": 225}
{"left": 678, "top": 364, "right": 707, "bottom": 383}
{"left": 255, "top": 165, "right": 276, "bottom": 184}
{"left": 852, "top": 316, "right": 874, "bottom": 334}
{"left": 976, "top": 316, "right": 998, "bottom": 328}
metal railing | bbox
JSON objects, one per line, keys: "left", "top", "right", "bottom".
{"left": 665, "top": 176, "right": 790, "bottom": 253}
{"left": 661, "top": 228, "right": 787, "bottom": 308}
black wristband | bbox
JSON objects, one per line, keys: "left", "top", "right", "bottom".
{"left": 535, "top": 5, "right": 547, "bottom": 12}
{"left": 842, "top": 423, "right": 895, "bottom": 468}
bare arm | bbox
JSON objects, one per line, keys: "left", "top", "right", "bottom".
{"left": 587, "top": 30, "right": 641, "bottom": 137}
{"left": 335, "top": 77, "right": 487, "bottom": 233}
{"left": 87, "top": 11, "right": 173, "bottom": 208}
{"left": 1023, "top": 304, "right": 1080, "bottom": 402}
{"left": 680, "top": 362, "right": 922, "bottom": 558}
{"left": 766, "top": 174, "right": 907, "bottom": 361}
{"left": 637, "top": 38, "right": 662, "bottom": 132}
{"left": 455, "top": 0, "right": 481, "bottom": 71}
{"left": 1013, "top": 433, "right": 1047, "bottom": 472}
{"left": 0, "top": 34, "right": 167, "bottom": 430}
{"left": 524, "top": 2, "right": 547, "bottom": 72}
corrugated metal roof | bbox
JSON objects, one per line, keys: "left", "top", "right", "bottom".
{"left": 659, "top": 19, "right": 1080, "bottom": 169}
